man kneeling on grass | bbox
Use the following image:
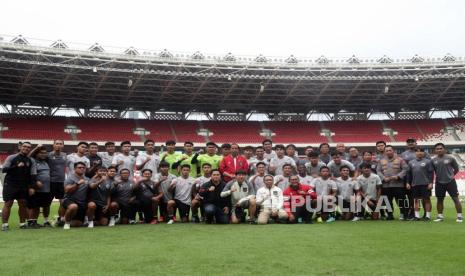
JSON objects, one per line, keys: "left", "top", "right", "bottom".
{"left": 167, "top": 165, "right": 195, "bottom": 224}
{"left": 220, "top": 170, "right": 256, "bottom": 224}
{"left": 352, "top": 163, "right": 382, "bottom": 221}
{"left": 283, "top": 175, "right": 316, "bottom": 223}
{"left": 256, "top": 175, "right": 288, "bottom": 224}
{"left": 198, "top": 170, "right": 230, "bottom": 224}
{"left": 133, "top": 169, "right": 164, "bottom": 224}
{"left": 112, "top": 169, "right": 137, "bottom": 225}
{"left": 63, "top": 162, "right": 90, "bottom": 230}
{"left": 87, "top": 167, "right": 117, "bottom": 228}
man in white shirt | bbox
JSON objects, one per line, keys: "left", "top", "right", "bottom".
{"left": 255, "top": 175, "right": 288, "bottom": 224}
{"left": 136, "top": 139, "right": 160, "bottom": 179}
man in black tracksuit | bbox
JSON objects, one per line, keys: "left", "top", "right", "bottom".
{"left": 2, "top": 142, "right": 35, "bottom": 231}
{"left": 198, "top": 169, "right": 230, "bottom": 224}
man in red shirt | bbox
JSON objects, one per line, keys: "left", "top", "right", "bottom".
{"left": 219, "top": 143, "right": 249, "bottom": 182}
{"left": 283, "top": 175, "right": 317, "bottom": 223}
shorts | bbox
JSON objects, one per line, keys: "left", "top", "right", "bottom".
{"left": 435, "top": 180, "right": 459, "bottom": 198}
{"left": 27, "top": 192, "right": 53, "bottom": 209}
{"left": 174, "top": 199, "right": 190, "bottom": 219}
{"left": 342, "top": 199, "right": 351, "bottom": 210}
{"left": 50, "top": 182, "right": 65, "bottom": 199}
{"left": 412, "top": 185, "right": 431, "bottom": 199}
{"left": 2, "top": 184, "right": 28, "bottom": 202}
{"left": 94, "top": 204, "right": 110, "bottom": 220}
{"left": 62, "top": 199, "right": 86, "bottom": 221}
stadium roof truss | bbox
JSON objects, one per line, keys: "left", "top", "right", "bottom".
{"left": 1, "top": 35, "right": 465, "bottom": 120}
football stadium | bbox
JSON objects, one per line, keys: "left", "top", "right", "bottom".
{"left": 1, "top": 1, "right": 465, "bottom": 275}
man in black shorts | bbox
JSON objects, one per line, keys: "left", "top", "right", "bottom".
{"left": 48, "top": 139, "right": 67, "bottom": 226}
{"left": 406, "top": 148, "right": 434, "bottom": 221}
{"left": 112, "top": 169, "right": 137, "bottom": 224}
{"left": 431, "top": 143, "right": 463, "bottom": 223}
{"left": 133, "top": 169, "right": 164, "bottom": 224}
{"left": 167, "top": 165, "right": 195, "bottom": 224}
{"left": 2, "top": 141, "right": 34, "bottom": 231}
{"left": 28, "top": 146, "right": 54, "bottom": 228}
{"left": 62, "top": 162, "right": 90, "bottom": 230}
{"left": 87, "top": 167, "right": 116, "bottom": 228}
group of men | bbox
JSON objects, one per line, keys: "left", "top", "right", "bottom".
{"left": 1, "top": 137, "right": 463, "bottom": 231}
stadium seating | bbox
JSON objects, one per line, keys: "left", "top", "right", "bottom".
{"left": 262, "top": 121, "right": 324, "bottom": 144}
{"left": 3, "top": 116, "right": 465, "bottom": 145}
{"left": 323, "top": 121, "right": 390, "bottom": 143}
{"left": 203, "top": 121, "right": 263, "bottom": 144}
{"left": 0, "top": 117, "right": 70, "bottom": 140}
{"left": 72, "top": 118, "right": 141, "bottom": 142}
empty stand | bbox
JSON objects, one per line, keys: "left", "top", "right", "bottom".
{"left": 324, "top": 121, "right": 389, "bottom": 143}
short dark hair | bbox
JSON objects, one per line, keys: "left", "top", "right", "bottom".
{"left": 159, "top": 161, "right": 170, "bottom": 168}
{"left": 184, "top": 141, "right": 194, "bottom": 146}
{"left": 286, "top": 144, "right": 296, "bottom": 150}
{"left": 339, "top": 165, "right": 351, "bottom": 171}
{"left": 144, "top": 139, "right": 155, "bottom": 145}
{"left": 415, "top": 147, "right": 425, "bottom": 152}
{"left": 77, "top": 141, "right": 89, "bottom": 147}
{"left": 236, "top": 170, "right": 247, "bottom": 175}
{"left": 319, "top": 143, "right": 330, "bottom": 149}
{"left": 282, "top": 163, "right": 293, "bottom": 169}
{"left": 256, "top": 162, "right": 266, "bottom": 167}
{"left": 221, "top": 143, "right": 231, "bottom": 149}
{"left": 319, "top": 166, "right": 329, "bottom": 172}
{"left": 107, "top": 166, "right": 117, "bottom": 171}
{"left": 202, "top": 163, "right": 212, "bottom": 168}
{"left": 120, "top": 168, "right": 130, "bottom": 174}
{"left": 376, "top": 141, "right": 386, "bottom": 146}
{"left": 211, "top": 169, "right": 221, "bottom": 175}
{"left": 206, "top": 142, "right": 217, "bottom": 147}
{"left": 362, "top": 151, "right": 373, "bottom": 156}
{"left": 308, "top": 152, "right": 319, "bottom": 158}
{"left": 331, "top": 151, "right": 341, "bottom": 157}
{"left": 244, "top": 146, "right": 254, "bottom": 151}
{"left": 434, "top": 143, "right": 445, "bottom": 149}
{"left": 104, "top": 141, "right": 115, "bottom": 147}
{"left": 255, "top": 146, "right": 264, "bottom": 151}
{"left": 262, "top": 139, "right": 273, "bottom": 145}
{"left": 120, "top": 141, "right": 131, "bottom": 147}
{"left": 89, "top": 142, "right": 98, "bottom": 147}
{"left": 275, "top": 144, "right": 285, "bottom": 150}
{"left": 165, "top": 140, "right": 176, "bottom": 146}
{"left": 74, "top": 161, "right": 86, "bottom": 168}
{"left": 180, "top": 164, "right": 191, "bottom": 170}
{"left": 359, "top": 163, "right": 372, "bottom": 170}
{"left": 141, "top": 169, "right": 153, "bottom": 174}
{"left": 53, "top": 139, "right": 64, "bottom": 144}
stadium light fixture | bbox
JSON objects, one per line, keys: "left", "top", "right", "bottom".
{"left": 414, "top": 76, "right": 419, "bottom": 81}
{"left": 384, "top": 85, "right": 389, "bottom": 93}
{"left": 128, "top": 78, "right": 133, "bottom": 88}
{"left": 93, "top": 66, "right": 97, "bottom": 73}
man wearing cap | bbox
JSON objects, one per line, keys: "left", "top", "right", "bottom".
{"left": 193, "top": 142, "right": 222, "bottom": 173}
{"left": 220, "top": 170, "right": 256, "bottom": 224}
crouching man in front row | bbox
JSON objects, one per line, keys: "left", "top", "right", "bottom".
{"left": 256, "top": 174, "right": 288, "bottom": 224}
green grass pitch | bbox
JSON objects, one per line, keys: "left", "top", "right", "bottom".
{"left": 1, "top": 199, "right": 464, "bottom": 275}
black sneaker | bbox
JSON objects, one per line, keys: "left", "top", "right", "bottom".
{"left": 423, "top": 217, "right": 431, "bottom": 222}
{"left": 19, "top": 224, "right": 28, "bottom": 229}
{"left": 412, "top": 217, "right": 421, "bottom": 221}
{"left": 30, "top": 222, "right": 41, "bottom": 229}
{"left": 386, "top": 216, "right": 394, "bottom": 221}
{"left": 43, "top": 221, "right": 52, "bottom": 227}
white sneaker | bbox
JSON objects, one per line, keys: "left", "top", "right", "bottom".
{"left": 457, "top": 217, "right": 463, "bottom": 223}
{"left": 63, "top": 223, "right": 71, "bottom": 230}
{"left": 434, "top": 217, "right": 444, "bottom": 222}
{"left": 352, "top": 216, "right": 361, "bottom": 222}
{"left": 129, "top": 220, "right": 136, "bottom": 225}
{"left": 399, "top": 214, "right": 405, "bottom": 221}
{"left": 167, "top": 219, "right": 175, "bottom": 225}
{"left": 87, "top": 221, "right": 94, "bottom": 228}
{"left": 108, "top": 217, "right": 115, "bottom": 227}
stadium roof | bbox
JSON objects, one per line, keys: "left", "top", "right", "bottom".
{"left": 1, "top": 35, "right": 465, "bottom": 115}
